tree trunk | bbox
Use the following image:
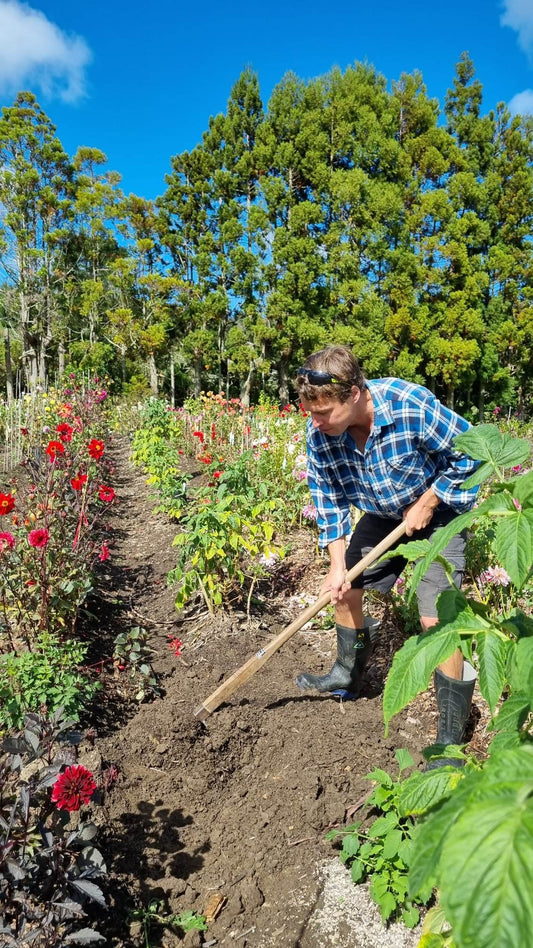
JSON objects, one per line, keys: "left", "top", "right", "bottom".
{"left": 447, "top": 383, "right": 455, "bottom": 411}
{"left": 278, "top": 358, "right": 290, "bottom": 404}
{"left": 193, "top": 357, "right": 202, "bottom": 396}
{"left": 170, "top": 351, "right": 175, "bottom": 407}
{"left": 38, "top": 335, "right": 51, "bottom": 388}
{"left": 4, "top": 327, "right": 14, "bottom": 402}
{"left": 240, "top": 364, "right": 254, "bottom": 407}
{"left": 58, "top": 340, "right": 65, "bottom": 378}
{"left": 148, "top": 353, "right": 158, "bottom": 395}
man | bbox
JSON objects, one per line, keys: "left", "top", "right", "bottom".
{"left": 295, "top": 346, "right": 479, "bottom": 767}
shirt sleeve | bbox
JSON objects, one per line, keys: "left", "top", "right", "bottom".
{"left": 306, "top": 431, "right": 353, "bottom": 548}
{"left": 419, "top": 394, "right": 479, "bottom": 510}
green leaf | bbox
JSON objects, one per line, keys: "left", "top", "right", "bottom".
{"left": 454, "top": 425, "right": 530, "bottom": 470}
{"left": 513, "top": 470, "right": 533, "bottom": 508}
{"left": 341, "top": 834, "right": 360, "bottom": 859}
{"left": 477, "top": 628, "right": 509, "bottom": 715}
{"left": 370, "top": 811, "right": 399, "bottom": 836}
{"left": 487, "top": 692, "right": 531, "bottom": 735}
{"left": 377, "top": 889, "right": 397, "bottom": 921}
{"left": 423, "top": 744, "right": 468, "bottom": 764}
{"left": 417, "top": 935, "right": 448, "bottom": 948}
{"left": 494, "top": 509, "right": 533, "bottom": 589}
{"left": 402, "top": 905, "right": 420, "bottom": 928}
{"left": 409, "top": 748, "right": 533, "bottom": 909}
{"left": 439, "top": 794, "right": 533, "bottom": 948}
{"left": 366, "top": 767, "right": 394, "bottom": 787}
{"left": 408, "top": 509, "right": 479, "bottom": 599}
{"left": 382, "top": 829, "right": 404, "bottom": 859}
{"left": 408, "top": 493, "right": 509, "bottom": 599}
{"left": 385, "top": 539, "right": 431, "bottom": 563}
{"left": 399, "top": 769, "right": 464, "bottom": 817}
{"left": 421, "top": 903, "right": 451, "bottom": 935}
{"left": 480, "top": 745, "right": 533, "bottom": 789}
{"left": 370, "top": 874, "right": 390, "bottom": 901}
{"left": 395, "top": 747, "right": 415, "bottom": 774}
{"left": 501, "top": 609, "right": 533, "bottom": 640}
{"left": 383, "top": 628, "right": 460, "bottom": 730}
{"left": 408, "top": 770, "right": 482, "bottom": 898}
{"left": 438, "top": 593, "right": 495, "bottom": 644}
{"left": 507, "top": 639, "right": 533, "bottom": 698}
{"left": 489, "top": 729, "right": 525, "bottom": 753}
{"left": 461, "top": 460, "right": 495, "bottom": 489}
{"left": 350, "top": 858, "right": 365, "bottom": 882}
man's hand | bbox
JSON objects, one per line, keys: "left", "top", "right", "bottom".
{"left": 320, "top": 565, "right": 351, "bottom": 603}
{"left": 403, "top": 487, "right": 440, "bottom": 535}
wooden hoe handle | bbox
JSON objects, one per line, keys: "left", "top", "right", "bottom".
{"left": 193, "top": 519, "right": 408, "bottom": 721}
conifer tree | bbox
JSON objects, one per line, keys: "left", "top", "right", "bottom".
{"left": 0, "top": 92, "right": 73, "bottom": 388}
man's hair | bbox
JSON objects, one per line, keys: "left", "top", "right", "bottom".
{"left": 294, "top": 346, "right": 366, "bottom": 403}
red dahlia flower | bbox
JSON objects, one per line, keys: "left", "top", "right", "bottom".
{"left": 56, "top": 423, "right": 73, "bottom": 442}
{"left": 46, "top": 440, "right": 65, "bottom": 461}
{"left": 98, "top": 485, "right": 115, "bottom": 503}
{"left": 28, "top": 528, "right": 50, "bottom": 548}
{"left": 51, "top": 765, "right": 97, "bottom": 812}
{"left": 71, "top": 472, "right": 88, "bottom": 491}
{"left": 0, "top": 531, "right": 15, "bottom": 552}
{"left": 0, "top": 493, "right": 15, "bottom": 516}
{"left": 88, "top": 439, "right": 105, "bottom": 460}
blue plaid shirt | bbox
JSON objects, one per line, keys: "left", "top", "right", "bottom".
{"left": 306, "top": 378, "right": 479, "bottom": 548}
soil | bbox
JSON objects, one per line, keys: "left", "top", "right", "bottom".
{"left": 78, "top": 437, "right": 487, "bottom": 948}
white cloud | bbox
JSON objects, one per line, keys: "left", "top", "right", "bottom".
{"left": 508, "top": 88, "right": 533, "bottom": 114}
{"left": 501, "top": 0, "right": 533, "bottom": 56}
{"left": 0, "top": 0, "right": 91, "bottom": 103}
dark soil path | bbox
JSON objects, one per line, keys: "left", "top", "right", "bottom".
{"left": 83, "top": 438, "right": 466, "bottom": 948}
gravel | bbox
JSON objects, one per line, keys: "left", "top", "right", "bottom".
{"left": 302, "top": 860, "right": 422, "bottom": 948}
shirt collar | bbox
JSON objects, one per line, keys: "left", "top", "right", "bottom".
{"left": 367, "top": 379, "right": 394, "bottom": 430}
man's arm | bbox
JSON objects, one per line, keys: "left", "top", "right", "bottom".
{"left": 403, "top": 486, "right": 441, "bottom": 535}
{"left": 417, "top": 394, "right": 480, "bottom": 512}
{"left": 319, "top": 537, "right": 351, "bottom": 602}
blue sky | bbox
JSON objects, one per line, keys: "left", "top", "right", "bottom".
{"left": 1, "top": 0, "right": 533, "bottom": 200}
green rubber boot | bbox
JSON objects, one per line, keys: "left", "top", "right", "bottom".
{"left": 425, "top": 661, "right": 477, "bottom": 770}
{"left": 296, "top": 618, "right": 378, "bottom": 698}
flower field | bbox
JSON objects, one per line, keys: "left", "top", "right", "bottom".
{"left": 2, "top": 390, "right": 533, "bottom": 948}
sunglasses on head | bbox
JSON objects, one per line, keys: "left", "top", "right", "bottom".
{"left": 297, "top": 367, "right": 354, "bottom": 386}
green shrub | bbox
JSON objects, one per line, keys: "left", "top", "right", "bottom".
{"left": 0, "top": 633, "right": 100, "bottom": 729}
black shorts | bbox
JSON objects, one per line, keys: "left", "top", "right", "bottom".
{"left": 345, "top": 510, "right": 466, "bottom": 619}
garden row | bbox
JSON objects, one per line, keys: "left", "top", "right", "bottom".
{"left": 0, "top": 384, "right": 129, "bottom": 946}
{"left": 2, "top": 385, "right": 533, "bottom": 947}
{"left": 131, "top": 395, "right": 533, "bottom": 948}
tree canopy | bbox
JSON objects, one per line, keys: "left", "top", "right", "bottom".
{"left": 1, "top": 56, "right": 532, "bottom": 416}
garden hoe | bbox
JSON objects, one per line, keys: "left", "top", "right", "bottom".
{"left": 193, "top": 519, "right": 407, "bottom": 722}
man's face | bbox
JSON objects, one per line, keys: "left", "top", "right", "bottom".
{"left": 301, "top": 388, "right": 360, "bottom": 436}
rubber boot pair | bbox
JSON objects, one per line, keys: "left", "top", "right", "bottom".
{"left": 425, "top": 661, "right": 477, "bottom": 770}
{"left": 296, "top": 618, "right": 378, "bottom": 698}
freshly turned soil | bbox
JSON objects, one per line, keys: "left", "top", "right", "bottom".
{"left": 80, "top": 438, "right": 485, "bottom": 948}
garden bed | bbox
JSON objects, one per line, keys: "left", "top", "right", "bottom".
{"left": 79, "top": 439, "right": 485, "bottom": 947}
